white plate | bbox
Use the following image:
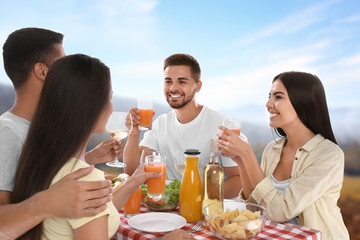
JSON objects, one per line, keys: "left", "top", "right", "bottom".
{"left": 128, "top": 212, "right": 186, "bottom": 233}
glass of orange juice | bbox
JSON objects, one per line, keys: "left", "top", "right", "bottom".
{"left": 144, "top": 155, "right": 166, "bottom": 199}
{"left": 124, "top": 186, "right": 141, "bottom": 218}
{"left": 137, "top": 94, "right": 153, "bottom": 130}
{"left": 220, "top": 118, "right": 241, "bottom": 158}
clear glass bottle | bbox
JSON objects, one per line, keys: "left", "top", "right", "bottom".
{"left": 202, "top": 139, "right": 224, "bottom": 215}
{"left": 179, "top": 149, "right": 202, "bottom": 222}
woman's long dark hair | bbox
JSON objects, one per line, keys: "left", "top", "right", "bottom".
{"left": 273, "top": 71, "right": 337, "bottom": 144}
{"left": 11, "top": 54, "right": 111, "bottom": 239}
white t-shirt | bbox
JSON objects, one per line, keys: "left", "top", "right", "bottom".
{"left": 140, "top": 106, "right": 239, "bottom": 180}
{"left": 0, "top": 111, "right": 30, "bottom": 191}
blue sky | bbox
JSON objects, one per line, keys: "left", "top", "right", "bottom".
{"left": 1, "top": 0, "right": 359, "bottom": 115}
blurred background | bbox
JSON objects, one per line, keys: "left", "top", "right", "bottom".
{"left": 1, "top": 0, "right": 359, "bottom": 238}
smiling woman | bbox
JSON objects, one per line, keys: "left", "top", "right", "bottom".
{"left": 217, "top": 71, "right": 350, "bottom": 240}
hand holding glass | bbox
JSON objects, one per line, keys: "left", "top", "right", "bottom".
{"left": 105, "top": 111, "right": 132, "bottom": 168}
{"left": 137, "top": 94, "right": 153, "bottom": 130}
{"left": 220, "top": 118, "right": 241, "bottom": 158}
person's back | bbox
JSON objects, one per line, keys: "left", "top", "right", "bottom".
{"left": 11, "top": 54, "right": 119, "bottom": 239}
{"left": 0, "top": 28, "right": 113, "bottom": 240}
{"left": 0, "top": 27, "right": 65, "bottom": 203}
{"left": 0, "top": 112, "right": 30, "bottom": 193}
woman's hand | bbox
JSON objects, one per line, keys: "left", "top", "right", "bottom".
{"left": 85, "top": 138, "right": 122, "bottom": 165}
{"left": 126, "top": 165, "right": 162, "bottom": 193}
{"left": 217, "top": 126, "right": 250, "bottom": 159}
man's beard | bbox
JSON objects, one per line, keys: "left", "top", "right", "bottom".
{"left": 166, "top": 88, "right": 197, "bottom": 109}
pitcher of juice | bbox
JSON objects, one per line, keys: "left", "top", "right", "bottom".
{"left": 179, "top": 149, "right": 202, "bottom": 222}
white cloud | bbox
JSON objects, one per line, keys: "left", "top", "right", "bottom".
{"left": 110, "top": 60, "right": 164, "bottom": 101}
{"left": 198, "top": 52, "right": 321, "bottom": 110}
{"left": 335, "top": 15, "right": 360, "bottom": 24}
{"left": 234, "top": 0, "right": 340, "bottom": 47}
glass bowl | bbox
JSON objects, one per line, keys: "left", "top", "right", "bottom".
{"left": 203, "top": 200, "right": 267, "bottom": 240}
{"left": 142, "top": 190, "right": 180, "bottom": 211}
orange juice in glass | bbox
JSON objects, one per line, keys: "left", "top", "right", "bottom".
{"left": 179, "top": 149, "right": 202, "bottom": 222}
{"left": 124, "top": 186, "right": 141, "bottom": 218}
{"left": 139, "top": 109, "right": 153, "bottom": 129}
{"left": 145, "top": 155, "right": 166, "bottom": 198}
{"left": 221, "top": 118, "right": 241, "bottom": 158}
{"left": 138, "top": 94, "right": 153, "bottom": 130}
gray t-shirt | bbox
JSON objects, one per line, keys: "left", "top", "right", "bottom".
{"left": 0, "top": 111, "right": 30, "bottom": 191}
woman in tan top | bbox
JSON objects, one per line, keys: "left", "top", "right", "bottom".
{"left": 218, "top": 71, "right": 349, "bottom": 240}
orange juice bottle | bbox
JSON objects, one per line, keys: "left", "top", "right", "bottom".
{"left": 179, "top": 149, "right": 202, "bottom": 222}
{"left": 124, "top": 186, "right": 142, "bottom": 218}
{"left": 145, "top": 155, "right": 167, "bottom": 198}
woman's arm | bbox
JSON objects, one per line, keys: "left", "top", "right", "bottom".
{"left": 219, "top": 127, "right": 345, "bottom": 221}
{"left": 74, "top": 215, "right": 108, "bottom": 240}
{"left": 218, "top": 126, "right": 265, "bottom": 198}
{"left": 223, "top": 166, "right": 242, "bottom": 198}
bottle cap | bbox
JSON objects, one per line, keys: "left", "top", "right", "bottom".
{"left": 184, "top": 149, "right": 201, "bottom": 155}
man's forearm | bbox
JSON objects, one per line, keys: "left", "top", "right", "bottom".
{"left": 0, "top": 191, "right": 48, "bottom": 239}
{"left": 123, "top": 134, "right": 141, "bottom": 175}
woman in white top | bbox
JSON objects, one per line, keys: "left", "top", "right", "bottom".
{"left": 217, "top": 71, "right": 349, "bottom": 240}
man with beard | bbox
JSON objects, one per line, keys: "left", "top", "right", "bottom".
{"left": 123, "top": 53, "right": 242, "bottom": 198}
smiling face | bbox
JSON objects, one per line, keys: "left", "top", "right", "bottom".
{"left": 266, "top": 79, "right": 301, "bottom": 131}
{"left": 163, "top": 65, "right": 201, "bottom": 109}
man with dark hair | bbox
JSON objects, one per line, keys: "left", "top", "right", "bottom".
{"left": 124, "top": 53, "right": 243, "bottom": 198}
{"left": 0, "top": 27, "right": 119, "bottom": 239}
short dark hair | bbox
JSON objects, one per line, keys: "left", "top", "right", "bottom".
{"left": 163, "top": 53, "right": 201, "bottom": 82}
{"left": 11, "top": 54, "right": 111, "bottom": 239}
{"left": 2, "top": 27, "right": 64, "bottom": 89}
{"left": 273, "top": 71, "right": 337, "bottom": 144}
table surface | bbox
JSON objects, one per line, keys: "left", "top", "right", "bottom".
{"left": 111, "top": 205, "right": 322, "bottom": 240}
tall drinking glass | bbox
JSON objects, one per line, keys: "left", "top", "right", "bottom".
{"left": 137, "top": 94, "right": 153, "bottom": 130}
{"left": 140, "top": 149, "right": 158, "bottom": 166}
{"left": 220, "top": 118, "right": 241, "bottom": 158}
{"left": 144, "top": 155, "right": 166, "bottom": 199}
{"left": 105, "top": 111, "right": 132, "bottom": 168}
{"left": 124, "top": 186, "right": 142, "bottom": 218}
{"left": 173, "top": 151, "right": 186, "bottom": 177}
